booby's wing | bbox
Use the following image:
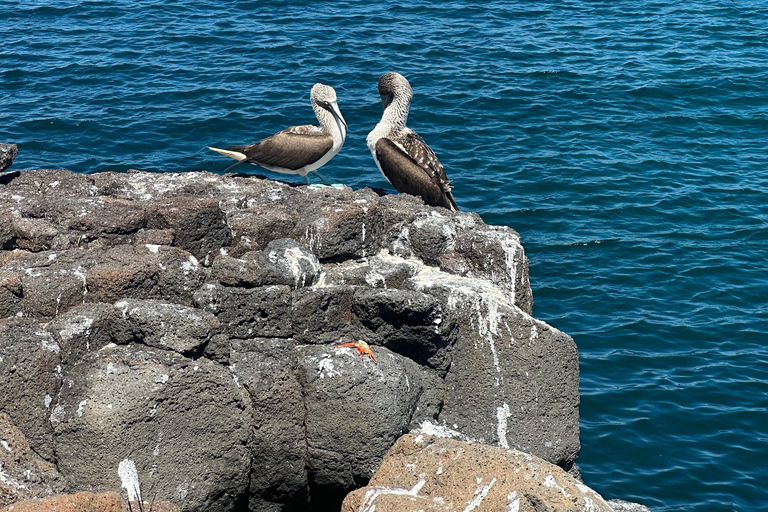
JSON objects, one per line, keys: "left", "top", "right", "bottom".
{"left": 375, "top": 133, "right": 459, "bottom": 211}
{"left": 228, "top": 125, "right": 334, "bottom": 171}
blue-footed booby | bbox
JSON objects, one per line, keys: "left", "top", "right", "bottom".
{"left": 366, "top": 72, "right": 459, "bottom": 211}
{"left": 209, "top": 83, "right": 347, "bottom": 185}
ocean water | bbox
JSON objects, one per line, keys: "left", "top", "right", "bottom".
{"left": 2, "top": 1, "right": 767, "bottom": 510}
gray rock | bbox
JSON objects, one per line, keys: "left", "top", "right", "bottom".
{"left": 608, "top": 498, "right": 653, "bottom": 512}
{"left": 16, "top": 250, "right": 90, "bottom": 319}
{"left": 0, "top": 268, "right": 22, "bottom": 319}
{"left": 406, "top": 259, "right": 580, "bottom": 469}
{"left": 319, "top": 250, "right": 422, "bottom": 289}
{"left": 297, "top": 344, "right": 428, "bottom": 504}
{"left": 147, "top": 196, "right": 232, "bottom": 264}
{"left": 86, "top": 244, "right": 206, "bottom": 307}
{"left": 45, "top": 302, "right": 117, "bottom": 366}
{"left": 262, "top": 238, "right": 322, "bottom": 288}
{"left": 351, "top": 287, "right": 456, "bottom": 372}
{"left": 227, "top": 205, "right": 298, "bottom": 257}
{"left": 0, "top": 412, "right": 64, "bottom": 507}
{"left": 291, "top": 285, "right": 456, "bottom": 373}
{"left": 194, "top": 283, "right": 292, "bottom": 339}
{"left": 0, "top": 169, "right": 603, "bottom": 510}
{"left": 111, "top": 298, "right": 220, "bottom": 355}
{"left": 291, "top": 285, "right": 356, "bottom": 344}
{"left": 228, "top": 338, "right": 308, "bottom": 510}
{"left": 0, "top": 143, "right": 17, "bottom": 172}
{"left": 12, "top": 217, "right": 61, "bottom": 252}
{"left": 0, "top": 318, "right": 61, "bottom": 461}
{"left": 211, "top": 239, "right": 320, "bottom": 289}
{"left": 293, "top": 195, "right": 384, "bottom": 262}
{"left": 0, "top": 210, "right": 15, "bottom": 249}
{"left": 52, "top": 343, "right": 251, "bottom": 512}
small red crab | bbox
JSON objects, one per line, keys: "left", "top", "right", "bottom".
{"left": 335, "top": 340, "right": 377, "bottom": 362}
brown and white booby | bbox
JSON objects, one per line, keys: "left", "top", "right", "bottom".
{"left": 366, "top": 72, "right": 459, "bottom": 211}
{"left": 209, "top": 83, "right": 347, "bottom": 185}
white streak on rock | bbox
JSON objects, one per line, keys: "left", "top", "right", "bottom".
{"left": 176, "top": 481, "right": 189, "bottom": 500}
{"left": 507, "top": 491, "right": 520, "bottom": 512}
{"left": 58, "top": 316, "right": 93, "bottom": 342}
{"left": 360, "top": 476, "right": 427, "bottom": 512}
{"left": 543, "top": 474, "right": 570, "bottom": 497}
{"left": 462, "top": 477, "right": 496, "bottom": 512}
{"left": 180, "top": 255, "right": 199, "bottom": 274}
{"left": 496, "top": 403, "right": 511, "bottom": 449}
{"left": 39, "top": 333, "right": 60, "bottom": 354}
{"left": 0, "top": 462, "right": 26, "bottom": 489}
{"left": 318, "top": 356, "right": 340, "bottom": 379}
{"left": 416, "top": 420, "right": 475, "bottom": 443}
{"left": 118, "top": 459, "right": 141, "bottom": 502}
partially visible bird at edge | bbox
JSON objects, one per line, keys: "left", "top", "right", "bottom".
{"left": 366, "top": 72, "right": 459, "bottom": 211}
{"left": 208, "top": 83, "right": 347, "bottom": 185}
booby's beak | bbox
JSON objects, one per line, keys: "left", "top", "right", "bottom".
{"left": 325, "top": 100, "right": 347, "bottom": 130}
{"left": 380, "top": 92, "right": 394, "bottom": 111}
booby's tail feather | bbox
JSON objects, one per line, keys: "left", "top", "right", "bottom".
{"left": 208, "top": 146, "right": 247, "bottom": 161}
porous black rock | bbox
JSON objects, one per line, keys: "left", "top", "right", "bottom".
{"left": 0, "top": 169, "right": 590, "bottom": 512}
{"left": 0, "top": 143, "right": 17, "bottom": 172}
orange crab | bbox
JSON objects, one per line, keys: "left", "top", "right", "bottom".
{"left": 335, "top": 340, "right": 377, "bottom": 362}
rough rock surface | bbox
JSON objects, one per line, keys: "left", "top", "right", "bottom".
{"left": 607, "top": 499, "right": 653, "bottom": 512}
{"left": 0, "top": 413, "right": 63, "bottom": 507}
{"left": 0, "top": 490, "right": 181, "bottom": 512}
{"left": 0, "top": 169, "right": 580, "bottom": 511}
{"left": 0, "top": 491, "right": 122, "bottom": 512}
{"left": 341, "top": 433, "right": 613, "bottom": 512}
{"left": 0, "top": 144, "right": 17, "bottom": 173}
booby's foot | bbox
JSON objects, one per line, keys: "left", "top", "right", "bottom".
{"left": 311, "top": 171, "right": 341, "bottom": 186}
{"left": 336, "top": 340, "right": 377, "bottom": 362}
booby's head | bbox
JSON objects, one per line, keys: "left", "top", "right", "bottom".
{"left": 377, "top": 72, "right": 412, "bottom": 127}
{"left": 378, "top": 72, "right": 412, "bottom": 110}
{"left": 311, "top": 83, "right": 347, "bottom": 131}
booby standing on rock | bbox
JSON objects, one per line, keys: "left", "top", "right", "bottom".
{"left": 366, "top": 72, "right": 459, "bottom": 211}
{"left": 209, "top": 83, "right": 347, "bottom": 185}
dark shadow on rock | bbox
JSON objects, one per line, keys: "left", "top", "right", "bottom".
{"left": 0, "top": 170, "right": 21, "bottom": 185}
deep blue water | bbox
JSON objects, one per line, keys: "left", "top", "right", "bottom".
{"left": 2, "top": 2, "right": 768, "bottom": 510}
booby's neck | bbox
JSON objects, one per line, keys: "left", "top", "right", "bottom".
{"left": 381, "top": 95, "right": 410, "bottom": 129}
{"left": 314, "top": 103, "right": 346, "bottom": 148}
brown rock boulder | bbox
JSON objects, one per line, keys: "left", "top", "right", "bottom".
{"left": 0, "top": 491, "right": 121, "bottom": 512}
{"left": 341, "top": 433, "right": 613, "bottom": 512}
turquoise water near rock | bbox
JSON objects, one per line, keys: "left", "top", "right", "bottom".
{"left": 2, "top": 1, "right": 767, "bottom": 510}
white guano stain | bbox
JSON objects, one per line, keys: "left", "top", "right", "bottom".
{"left": 462, "top": 477, "right": 496, "bottom": 512}
{"left": 180, "top": 255, "right": 199, "bottom": 275}
{"left": 543, "top": 474, "right": 570, "bottom": 497}
{"left": 0, "top": 462, "right": 26, "bottom": 489}
{"left": 49, "top": 405, "right": 66, "bottom": 425}
{"left": 176, "top": 481, "right": 189, "bottom": 500}
{"left": 507, "top": 491, "right": 520, "bottom": 512}
{"left": 118, "top": 459, "right": 141, "bottom": 502}
{"left": 318, "top": 356, "right": 340, "bottom": 379}
{"left": 359, "top": 476, "right": 427, "bottom": 512}
{"left": 496, "top": 403, "right": 511, "bottom": 449}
